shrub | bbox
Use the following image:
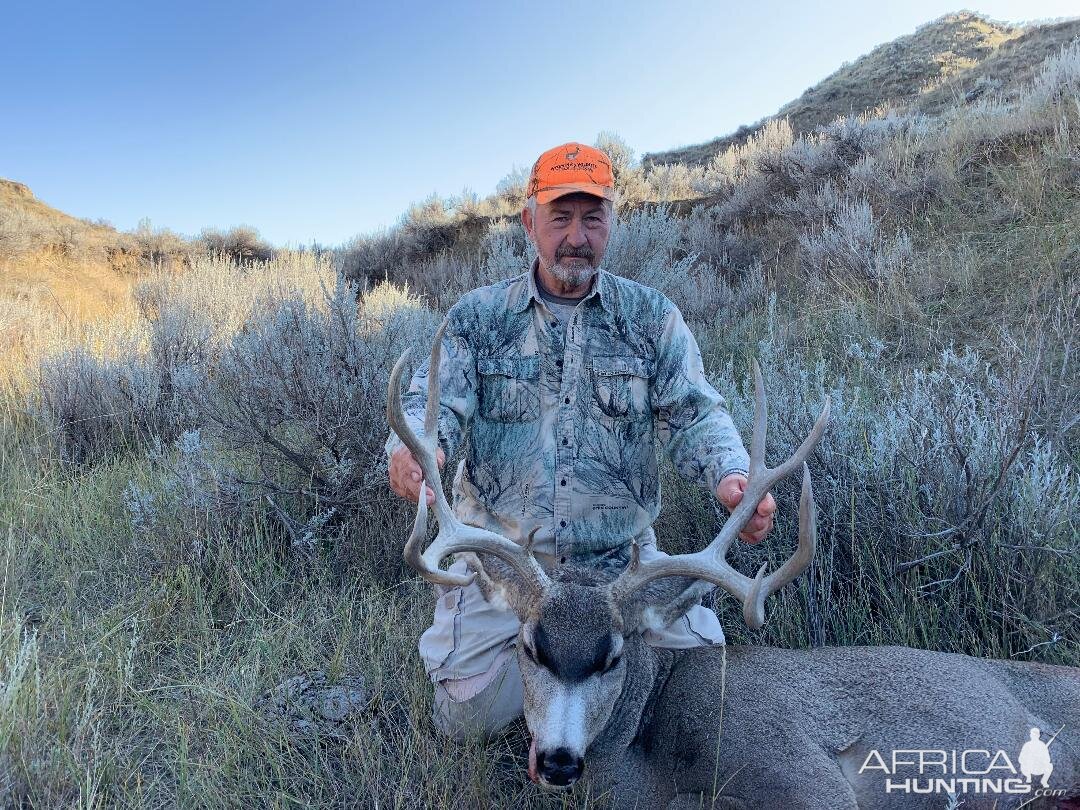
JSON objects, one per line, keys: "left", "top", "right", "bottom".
{"left": 336, "top": 228, "right": 404, "bottom": 286}
{"left": 0, "top": 209, "right": 45, "bottom": 257}
{"left": 1023, "top": 37, "right": 1080, "bottom": 114}
{"left": 200, "top": 274, "right": 438, "bottom": 567}
{"left": 695, "top": 118, "right": 796, "bottom": 197}
{"left": 656, "top": 338, "right": 1078, "bottom": 658}
{"left": 33, "top": 340, "right": 202, "bottom": 465}
{"left": 199, "top": 226, "right": 274, "bottom": 263}
{"left": 642, "top": 163, "right": 705, "bottom": 201}
{"left": 132, "top": 218, "right": 193, "bottom": 269}
{"left": 797, "top": 197, "right": 913, "bottom": 283}
{"left": 32, "top": 268, "right": 223, "bottom": 464}
{"left": 494, "top": 165, "right": 529, "bottom": 212}
{"left": 684, "top": 205, "right": 763, "bottom": 273}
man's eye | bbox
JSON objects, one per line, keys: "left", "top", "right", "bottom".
{"left": 602, "top": 654, "right": 621, "bottom": 673}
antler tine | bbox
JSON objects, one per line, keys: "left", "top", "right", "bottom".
{"left": 748, "top": 358, "right": 768, "bottom": 476}
{"left": 611, "top": 363, "right": 830, "bottom": 631}
{"left": 740, "top": 462, "right": 818, "bottom": 628}
{"left": 387, "top": 321, "right": 452, "bottom": 528}
{"left": 388, "top": 321, "right": 551, "bottom": 594}
{"left": 712, "top": 370, "right": 830, "bottom": 557}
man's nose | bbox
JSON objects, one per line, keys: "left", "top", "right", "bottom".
{"left": 566, "top": 217, "right": 587, "bottom": 246}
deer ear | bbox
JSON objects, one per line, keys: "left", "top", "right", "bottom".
{"left": 460, "top": 551, "right": 538, "bottom": 619}
{"left": 620, "top": 576, "right": 714, "bottom": 634}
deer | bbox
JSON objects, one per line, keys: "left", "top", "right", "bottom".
{"left": 388, "top": 323, "right": 1080, "bottom": 810}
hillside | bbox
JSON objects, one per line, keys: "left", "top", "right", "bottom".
{"left": 0, "top": 180, "right": 149, "bottom": 367}
{"left": 644, "top": 11, "right": 1080, "bottom": 168}
{"left": 0, "top": 181, "right": 279, "bottom": 372}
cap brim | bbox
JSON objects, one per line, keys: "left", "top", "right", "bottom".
{"left": 534, "top": 183, "right": 615, "bottom": 205}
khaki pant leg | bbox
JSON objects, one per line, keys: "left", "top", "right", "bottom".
{"left": 636, "top": 540, "right": 727, "bottom": 648}
{"left": 431, "top": 648, "right": 524, "bottom": 742}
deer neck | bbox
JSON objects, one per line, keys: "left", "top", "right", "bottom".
{"left": 587, "top": 634, "right": 674, "bottom": 763}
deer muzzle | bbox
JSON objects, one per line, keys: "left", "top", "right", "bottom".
{"left": 536, "top": 746, "right": 584, "bottom": 789}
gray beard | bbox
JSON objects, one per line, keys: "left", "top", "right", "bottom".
{"left": 547, "top": 258, "right": 596, "bottom": 289}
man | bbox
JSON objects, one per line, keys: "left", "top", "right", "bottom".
{"left": 386, "top": 142, "right": 776, "bottom": 740}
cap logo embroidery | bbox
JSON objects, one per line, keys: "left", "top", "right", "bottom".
{"left": 566, "top": 148, "right": 579, "bottom": 160}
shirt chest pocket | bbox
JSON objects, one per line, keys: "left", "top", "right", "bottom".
{"left": 477, "top": 356, "right": 540, "bottom": 423}
{"left": 590, "top": 356, "right": 652, "bottom": 420}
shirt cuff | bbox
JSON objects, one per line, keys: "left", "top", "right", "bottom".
{"left": 707, "top": 462, "right": 750, "bottom": 494}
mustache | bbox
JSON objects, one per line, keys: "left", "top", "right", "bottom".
{"left": 555, "top": 244, "right": 595, "bottom": 261}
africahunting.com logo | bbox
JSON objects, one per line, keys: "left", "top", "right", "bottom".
{"left": 859, "top": 725, "right": 1066, "bottom": 804}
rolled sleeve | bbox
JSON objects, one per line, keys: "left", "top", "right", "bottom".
{"left": 385, "top": 307, "right": 477, "bottom": 463}
{"left": 652, "top": 304, "right": 750, "bottom": 493}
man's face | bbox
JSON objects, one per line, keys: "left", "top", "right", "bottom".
{"left": 522, "top": 193, "right": 612, "bottom": 289}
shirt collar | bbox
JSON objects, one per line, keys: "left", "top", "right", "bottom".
{"left": 511, "top": 257, "right": 611, "bottom": 313}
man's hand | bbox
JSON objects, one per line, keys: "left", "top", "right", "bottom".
{"left": 389, "top": 445, "right": 446, "bottom": 505}
{"left": 716, "top": 473, "right": 776, "bottom": 544}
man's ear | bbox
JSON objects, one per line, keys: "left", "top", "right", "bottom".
{"left": 520, "top": 204, "right": 533, "bottom": 241}
{"left": 460, "top": 551, "right": 538, "bottom": 619}
{"left": 618, "top": 576, "right": 714, "bottom": 634}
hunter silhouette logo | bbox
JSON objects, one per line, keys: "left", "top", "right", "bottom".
{"left": 857, "top": 724, "right": 1066, "bottom": 801}
{"left": 566, "top": 147, "right": 580, "bottom": 160}
{"left": 1019, "top": 726, "right": 1056, "bottom": 788}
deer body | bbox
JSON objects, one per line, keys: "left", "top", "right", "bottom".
{"left": 578, "top": 638, "right": 1080, "bottom": 809}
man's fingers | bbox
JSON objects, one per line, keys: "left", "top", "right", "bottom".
{"left": 739, "top": 512, "right": 773, "bottom": 544}
{"left": 739, "top": 530, "right": 764, "bottom": 545}
{"left": 718, "top": 479, "right": 744, "bottom": 509}
{"left": 716, "top": 476, "right": 775, "bottom": 544}
{"left": 389, "top": 444, "right": 444, "bottom": 507}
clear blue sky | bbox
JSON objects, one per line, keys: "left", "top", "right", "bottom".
{"left": 2, "top": 0, "right": 1076, "bottom": 246}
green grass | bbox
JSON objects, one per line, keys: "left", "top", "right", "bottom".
{"left": 0, "top": 406, "right": 589, "bottom": 808}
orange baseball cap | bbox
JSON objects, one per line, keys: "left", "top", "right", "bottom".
{"left": 526, "top": 142, "right": 615, "bottom": 204}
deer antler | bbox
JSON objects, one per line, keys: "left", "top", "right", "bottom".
{"left": 387, "top": 321, "right": 551, "bottom": 595}
{"left": 611, "top": 361, "right": 830, "bottom": 630}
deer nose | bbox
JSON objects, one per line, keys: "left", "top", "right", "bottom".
{"left": 536, "top": 747, "right": 584, "bottom": 786}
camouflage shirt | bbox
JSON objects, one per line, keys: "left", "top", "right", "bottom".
{"left": 386, "top": 261, "right": 750, "bottom": 560}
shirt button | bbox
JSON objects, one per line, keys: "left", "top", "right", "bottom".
{"left": 564, "top": 397, "right": 571, "bottom": 404}
{"left": 559, "top": 520, "right": 566, "bottom": 528}
{"left": 555, "top": 359, "right": 563, "bottom": 368}
{"left": 560, "top": 479, "right": 566, "bottom": 486}
{"left": 562, "top": 438, "right": 568, "bottom": 446}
